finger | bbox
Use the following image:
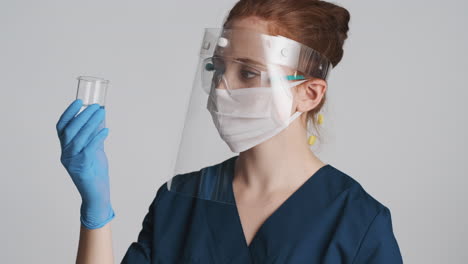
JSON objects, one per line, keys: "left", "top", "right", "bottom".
{"left": 88, "top": 118, "right": 105, "bottom": 143}
{"left": 69, "top": 108, "right": 106, "bottom": 156}
{"left": 84, "top": 127, "right": 109, "bottom": 154}
{"left": 56, "top": 99, "right": 83, "bottom": 136}
{"left": 61, "top": 104, "right": 101, "bottom": 147}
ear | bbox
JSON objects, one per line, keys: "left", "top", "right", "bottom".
{"left": 294, "top": 78, "right": 327, "bottom": 112}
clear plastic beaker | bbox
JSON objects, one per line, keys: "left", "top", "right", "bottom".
{"left": 76, "top": 76, "right": 109, "bottom": 131}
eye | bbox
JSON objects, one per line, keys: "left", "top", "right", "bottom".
{"left": 239, "top": 64, "right": 261, "bottom": 80}
{"left": 240, "top": 69, "right": 258, "bottom": 79}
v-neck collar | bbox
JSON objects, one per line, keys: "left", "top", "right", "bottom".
{"left": 204, "top": 155, "right": 335, "bottom": 263}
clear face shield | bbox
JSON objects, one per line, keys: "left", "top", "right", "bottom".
{"left": 166, "top": 28, "right": 332, "bottom": 205}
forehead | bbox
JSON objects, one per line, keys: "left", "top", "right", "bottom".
{"left": 216, "top": 17, "right": 272, "bottom": 63}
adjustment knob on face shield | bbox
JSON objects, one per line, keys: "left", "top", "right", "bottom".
{"left": 217, "top": 37, "right": 229, "bottom": 47}
{"left": 205, "top": 62, "right": 215, "bottom": 71}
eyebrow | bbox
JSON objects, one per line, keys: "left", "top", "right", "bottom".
{"left": 235, "top": 57, "right": 266, "bottom": 69}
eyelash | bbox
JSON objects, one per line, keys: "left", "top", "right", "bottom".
{"left": 240, "top": 69, "right": 259, "bottom": 80}
{"left": 208, "top": 57, "right": 260, "bottom": 82}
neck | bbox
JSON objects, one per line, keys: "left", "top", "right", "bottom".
{"left": 234, "top": 115, "right": 326, "bottom": 195}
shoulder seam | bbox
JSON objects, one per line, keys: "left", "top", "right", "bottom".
{"left": 350, "top": 205, "right": 387, "bottom": 264}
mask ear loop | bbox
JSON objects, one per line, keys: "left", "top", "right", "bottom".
{"left": 285, "top": 72, "right": 322, "bottom": 146}
{"left": 286, "top": 71, "right": 323, "bottom": 146}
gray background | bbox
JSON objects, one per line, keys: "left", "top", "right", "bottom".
{"left": 1, "top": 0, "right": 467, "bottom": 263}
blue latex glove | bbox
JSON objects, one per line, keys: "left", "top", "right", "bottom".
{"left": 56, "top": 99, "right": 115, "bottom": 229}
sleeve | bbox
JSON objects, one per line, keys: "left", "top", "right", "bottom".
{"left": 351, "top": 206, "right": 403, "bottom": 264}
{"left": 121, "top": 184, "right": 166, "bottom": 264}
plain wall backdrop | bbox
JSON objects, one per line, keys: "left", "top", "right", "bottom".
{"left": 1, "top": 0, "right": 467, "bottom": 263}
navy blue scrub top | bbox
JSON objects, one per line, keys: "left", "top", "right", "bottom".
{"left": 121, "top": 156, "right": 403, "bottom": 263}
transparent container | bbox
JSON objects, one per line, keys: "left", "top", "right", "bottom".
{"left": 76, "top": 76, "right": 109, "bottom": 131}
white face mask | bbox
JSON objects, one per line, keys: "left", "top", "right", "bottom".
{"left": 206, "top": 80, "right": 306, "bottom": 153}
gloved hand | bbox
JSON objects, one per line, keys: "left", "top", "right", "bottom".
{"left": 56, "top": 99, "right": 115, "bottom": 229}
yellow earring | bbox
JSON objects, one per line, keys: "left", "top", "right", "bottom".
{"left": 308, "top": 113, "right": 324, "bottom": 146}
{"left": 318, "top": 113, "right": 324, "bottom": 125}
{"left": 308, "top": 135, "right": 317, "bottom": 145}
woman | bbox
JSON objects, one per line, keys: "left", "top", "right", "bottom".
{"left": 56, "top": 0, "right": 403, "bottom": 263}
